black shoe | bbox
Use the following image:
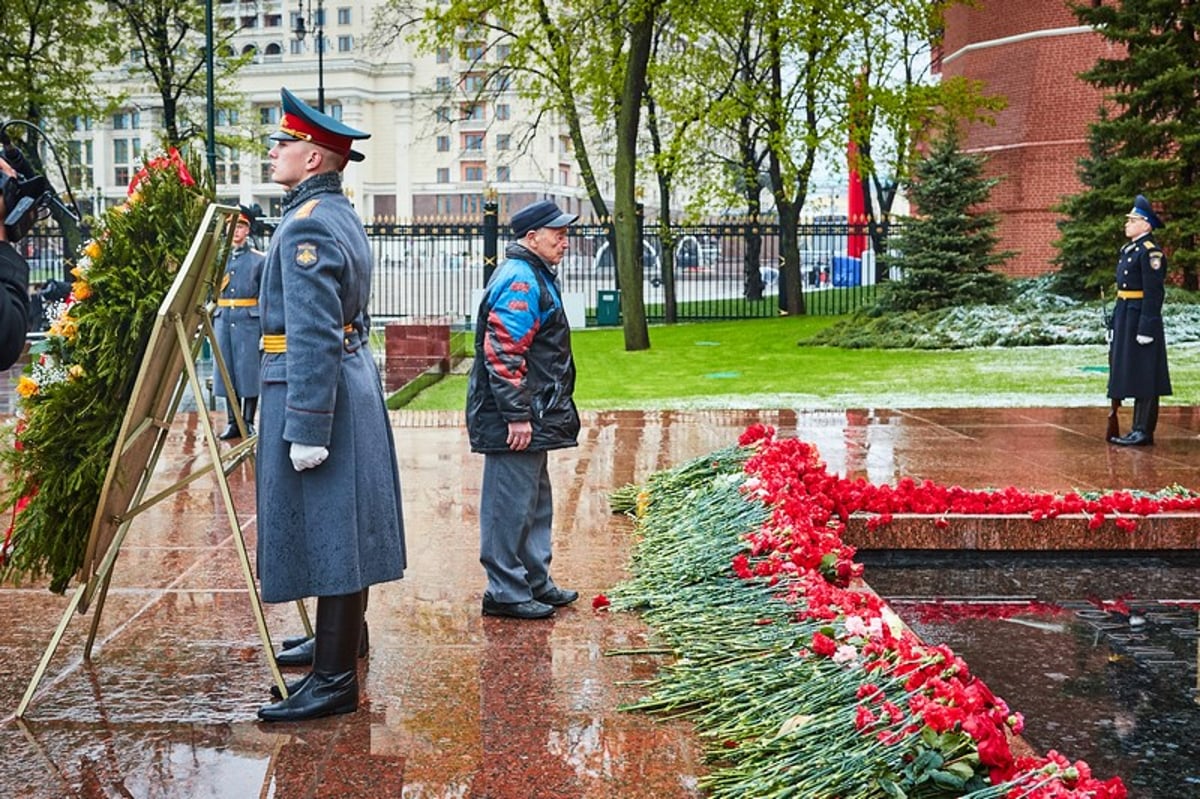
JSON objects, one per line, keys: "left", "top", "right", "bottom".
{"left": 1113, "top": 430, "right": 1154, "bottom": 446}
{"left": 275, "top": 622, "right": 369, "bottom": 666}
{"left": 482, "top": 594, "right": 554, "bottom": 619}
{"left": 257, "top": 670, "right": 358, "bottom": 722}
{"left": 244, "top": 423, "right": 256, "bottom": 437}
{"left": 281, "top": 634, "right": 312, "bottom": 651}
{"left": 218, "top": 423, "right": 240, "bottom": 440}
{"left": 269, "top": 672, "right": 312, "bottom": 701}
{"left": 534, "top": 586, "right": 579, "bottom": 607}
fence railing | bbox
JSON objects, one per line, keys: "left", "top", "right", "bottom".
{"left": 24, "top": 207, "right": 899, "bottom": 327}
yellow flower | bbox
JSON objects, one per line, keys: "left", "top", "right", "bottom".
{"left": 68, "top": 364, "right": 85, "bottom": 381}
{"left": 70, "top": 264, "right": 87, "bottom": 279}
{"left": 72, "top": 280, "right": 91, "bottom": 301}
{"left": 49, "top": 314, "right": 78, "bottom": 341}
{"left": 83, "top": 239, "right": 101, "bottom": 259}
{"left": 16, "top": 376, "right": 38, "bottom": 398}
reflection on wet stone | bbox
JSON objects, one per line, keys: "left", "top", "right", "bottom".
{"left": 0, "top": 407, "right": 1198, "bottom": 797}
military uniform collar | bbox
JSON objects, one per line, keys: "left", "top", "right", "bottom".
{"left": 282, "top": 172, "right": 343, "bottom": 215}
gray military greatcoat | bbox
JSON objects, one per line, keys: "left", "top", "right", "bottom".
{"left": 255, "top": 171, "right": 407, "bottom": 603}
{"left": 213, "top": 243, "right": 265, "bottom": 400}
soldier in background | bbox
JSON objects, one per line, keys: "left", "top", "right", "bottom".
{"left": 1108, "top": 195, "right": 1172, "bottom": 446}
{"left": 213, "top": 205, "right": 264, "bottom": 439}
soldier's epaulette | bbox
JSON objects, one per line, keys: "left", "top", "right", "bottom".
{"left": 296, "top": 199, "right": 321, "bottom": 219}
{"left": 1143, "top": 240, "right": 1157, "bottom": 250}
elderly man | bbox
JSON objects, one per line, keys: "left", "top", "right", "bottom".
{"left": 255, "top": 88, "right": 406, "bottom": 722}
{"left": 467, "top": 199, "right": 582, "bottom": 620}
{"left": 1108, "top": 194, "right": 1172, "bottom": 446}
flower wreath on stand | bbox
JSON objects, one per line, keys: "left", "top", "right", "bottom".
{"left": 1, "top": 148, "right": 212, "bottom": 593}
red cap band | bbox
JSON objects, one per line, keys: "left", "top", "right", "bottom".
{"left": 278, "top": 112, "right": 353, "bottom": 159}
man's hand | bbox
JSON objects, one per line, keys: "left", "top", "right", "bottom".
{"left": 506, "top": 420, "right": 532, "bottom": 451}
{"left": 290, "top": 442, "right": 329, "bottom": 471}
{"left": 1136, "top": 334, "right": 1153, "bottom": 345}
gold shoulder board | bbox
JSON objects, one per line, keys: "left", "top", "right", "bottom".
{"left": 296, "top": 199, "right": 321, "bottom": 219}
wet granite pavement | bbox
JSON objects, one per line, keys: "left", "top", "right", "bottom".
{"left": 1, "top": 399, "right": 1198, "bottom": 798}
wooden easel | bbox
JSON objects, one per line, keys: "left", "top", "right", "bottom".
{"left": 16, "top": 203, "right": 309, "bottom": 717}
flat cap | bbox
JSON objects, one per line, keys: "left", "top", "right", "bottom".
{"left": 511, "top": 200, "right": 578, "bottom": 238}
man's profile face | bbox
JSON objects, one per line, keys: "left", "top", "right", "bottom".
{"left": 1124, "top": 215, "right": 1150, "bottom": 240}
{"left": 233, "top": 220, "right": 250, "bottom": 246}
{"left": 268, "top": 139, "right": 315, "bottom": 190}
{"left": 524, "top": 226, "right": 570, "bottom": 265}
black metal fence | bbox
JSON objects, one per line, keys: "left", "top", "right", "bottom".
{"left": 24, "top": 206, "right": 898, "bottom": 328}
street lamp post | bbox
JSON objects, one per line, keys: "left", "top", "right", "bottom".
{"left": 293, "top": 0, "right": 326, "bottom": 112}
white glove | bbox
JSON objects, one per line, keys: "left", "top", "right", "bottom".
{"left": 1105, "top": 329, "right": 1113, "bottom": 345}
{"left": 290, "top": 443, "right": 329, "bottom": 471}
{"left": 1136, "top": 334, "right": 1153, "bottom": 345}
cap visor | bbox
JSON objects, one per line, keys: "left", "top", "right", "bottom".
{"left": 348, "top": 149, "right": 365, "bottom": 162}
{"left": 544, "top": 212, "right": 579, "bottom": 228}
{"left": 270, "top": 130, "right": 301, "bottom": 142}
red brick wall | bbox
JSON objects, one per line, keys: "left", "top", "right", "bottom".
{"left": 383, "top": 320, "right": 452, "bottom": 392}
{"left": 941, "top": 1, "right": 1121, "bottom": 277}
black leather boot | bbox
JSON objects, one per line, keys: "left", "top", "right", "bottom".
{"left": 1113, "top": 398, "right": 1155, "bottom": 446}
{"left": 218, "top": 399, "right": 240, "bottom": 440}
{"left": 269, "top": 672, "right": 311, "bottom": 701}
{"left": 275, "top": 619, "right": 369, "bottom": 666}
{"left": 259, "top": 592, "right": 363, "bottom": 722}
{"left": 242, "top": 397, "right": 257, "bottom": 437}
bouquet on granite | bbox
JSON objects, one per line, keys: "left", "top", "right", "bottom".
{"left": 1, "top": 149, "right": 210, "bottom": 593}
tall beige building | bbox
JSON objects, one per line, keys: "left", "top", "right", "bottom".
{"left": 69, "top": 0, "right": 597, "bottom": 223}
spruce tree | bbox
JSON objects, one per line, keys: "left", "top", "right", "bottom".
{"left": 1055, "top": 0, "right": 1200, "bottom": 293}
{"left": 879, "top": 135, "right": 1011, "bottom": 312}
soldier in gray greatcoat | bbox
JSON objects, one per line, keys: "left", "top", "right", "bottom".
{"left": 255, "top": 88, "right": 407, "bottom": 723}
{"left": 213, "top": 205, "right": 264, "bottom": 439}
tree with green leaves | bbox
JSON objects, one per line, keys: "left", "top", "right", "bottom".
{"left": 1054, "top": 0, "right": 1200, "bottom": 294}
{"left": 0, "top": 0, "right": 121, "bottom": 139}
{"left": 107, "top": 0, "right": 250, "bottom": 152}
{"left": 378, "top": 0, "right": 671, "bottom": 350}
{"left": 879, "top": 134, "right": 1011, "bottom": 312}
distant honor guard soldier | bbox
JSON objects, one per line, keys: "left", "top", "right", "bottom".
{"left": 254, "top": 88, "right": 407, "bottom": 722}
{"left": 213, "top": 205, "right": 264, "bottom": 439}
{"left": 1108, "top": 194, "right": 1172, "bottom": 446}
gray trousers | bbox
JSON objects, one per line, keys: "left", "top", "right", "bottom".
{"left": 479, "top": 450, "right": 556, "bottom": 603}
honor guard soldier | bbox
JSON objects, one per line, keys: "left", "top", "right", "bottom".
{"left": 1108, "top": 194, "right": 1172, "bottom": 446}
{"left": 213, "top": 205, "right": 265, "bottom": 439}
{"left": 254, "top": 87, "right": 407, "bottom": 722}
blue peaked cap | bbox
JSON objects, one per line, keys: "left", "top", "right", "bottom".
{"left": 1127, "top": 195, "right": 1164, "bottom": 229}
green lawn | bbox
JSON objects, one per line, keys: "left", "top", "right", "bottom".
{"left": 401, "top": 316, "right": 1200, "bottom": 410}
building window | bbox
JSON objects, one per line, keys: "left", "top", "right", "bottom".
{"left": 435, "top": 106, "right": 451, "bottom": 122}
{"left": 460, "top": 104, "right": 484, "bottom": 121}
{"left": 437, "top": 136, "right": 450, "bottom": 152}
{"left": 113, "top": 110, "right": 140, "bottom": 130}
{"left": 559, "top": 135, "right": 572, "bottom": 154}
{"left": 264, "top": 42, "right": 282, "bottom": 56}
{"left": 436, "top": 76, "right": 451, "bottom": 91}
{"left": 264, "top": 13, "right": 282, "bottom": 27}
{"left": 496, "top": 134, "right": 510, "bottom": 151}
{"left": 436, "top": 167, "right": 450, "bottom": 183}
{"left": 495, "top": 44, "right": 511, "bottom": 61}
{"left": 259, "top": 105, "right": 280, "bottom": 125}
{"left": 560, "top": 166, "right": 571, "bottom": 186}
{"left": 338, "top": 35, "right": 352, "bottom": 52}
{"left": 68, "top": 140, "right": 94, "bottom": 188}
{"left": 495, "top": 104, "right": 510, "bottom": 121}
{"left": 463, "top": 133, "right": 484, "bottom": 151}
{"left": 460, "top": 42, "right": 485, "bottom": 61}
{"left": 496, "top": 165, "right": 510, "bottom": 182}
{"left": 71, "top": 116, "right": 93, "bottom": 131}
{"left": 313, "top": 7, "right": 326, "bottom": 25}
{"left": 241, "top": 15, "right": 257, "bottom": 28}
{"left": 461, "top": 73, "right": 485, "bottom": 93}
{"left": 436, "top": 47, "right": 450, "bottom": 63}
{"left": 215, "top": 146, "right": 240, "bottom": 185}
{"left": 337, "top": 6, "right": 351, "bottom": 24}
{"left": 290, "top": 39, "right": 304, "bottom": 55}
{"left": 113, "top": 137, "right": 141, "bottom": 184}
{"left": 462, "top": 162, "right": 485, "bottom": 182}
{"left": 327, "top": 103, "right": 342, "bottom": 121}
{"left": 216, "top": 108, "right": 240, "bottom": 125}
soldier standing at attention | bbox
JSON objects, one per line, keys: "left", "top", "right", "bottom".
{"left": 213, "top": 205, "right": 264, "bottom": 439}
{"left": 1108, "top": 194, "right": 1172, "bottom": 446}
{"left": 255, "top": 88, "right": 406, "bottom": 722}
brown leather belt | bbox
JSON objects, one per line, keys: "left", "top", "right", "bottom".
{"left": 1117, "top": 290, "right": 1144, "bottom": 299}
{"left": 262, "top": 324, "right": 355, "bottom": 353}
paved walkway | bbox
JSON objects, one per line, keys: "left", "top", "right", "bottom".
{"left": 1, "top": 405, "right": 1197, "bottom": 798}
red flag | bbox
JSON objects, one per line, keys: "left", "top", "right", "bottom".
{"left": 847, "top": 140, "right": 866, "bottom": 258}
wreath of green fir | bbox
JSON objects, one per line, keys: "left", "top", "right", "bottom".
{"left": 1, "top": 150, "right": 212, "bottom": 592}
